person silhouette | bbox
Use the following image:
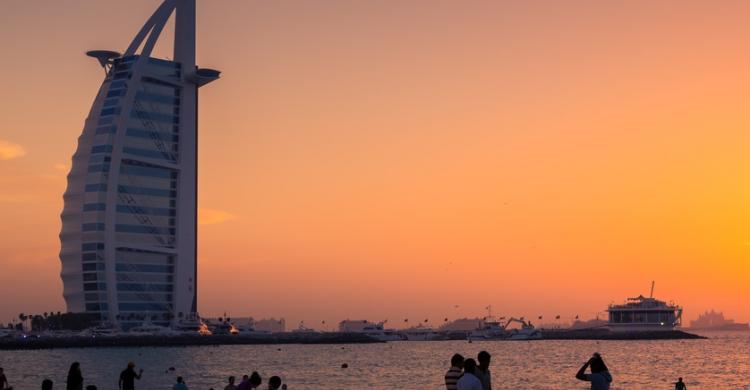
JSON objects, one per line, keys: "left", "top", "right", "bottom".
{"left": 41, "top": 379, "right": 53, "bottom": 390}
{"left": 0, "top": 367, "right": 10, "bottom": 390}
{"left": 476, "top": 351, "right": 492, "bottom": 390}
{"left": 457, "top": 358, "right": 483, "bottom": 390}
{"left": 249, "top": 372, "right": 262, "bottom": 389}
{"left": 445, "top": 353, "right": 464, "bottom": 390}
{"left": 267, "top": 376, "right": 282, "bottom": 390}
{"left": 236, "top": 375, "right": 250, "bottom": 390}
{"left": 66, "top": 362, "right": 83, "bottom": 390}
{"left": 575, "top": 353, "right": 612, "bottom": 390}
{"left": 172, "top": 376, "right": 188, "bottom": 390}
{"left": 118, "top": 362, "right": 143, "bottom": 390}
{"left": 224, "top": 376, "right": 237, "bottom": 390}
{"left": 675, "top": 377, "right": 687, "bottom": 390}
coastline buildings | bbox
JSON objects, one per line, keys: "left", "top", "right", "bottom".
{"left": 59, "top": 0, "right": 219, "bottom": 329}
{"left": 689, "top": 310, "right": 749, "bottom": 331}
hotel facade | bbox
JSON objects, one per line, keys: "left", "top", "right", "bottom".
{"left": 59, "top": 0, "right": 218, "bottom": 328}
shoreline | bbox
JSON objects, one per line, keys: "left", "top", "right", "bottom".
{"left": 0, "top": 332, "right": 381, "bottom": 350}
{"left": 0, "top": 330, "right": 705, "bottom": 350}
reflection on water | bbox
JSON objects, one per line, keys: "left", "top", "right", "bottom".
{"left": 1, "top": 331, "right": 747, "bottom": 389}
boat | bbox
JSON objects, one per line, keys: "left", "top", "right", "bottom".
{"left": 338, "top": 320, "right": 404, "bottom": 341}
{"left": 78, "top": 323, "right": 122, "bottom": 337}
{"left": 469, "top": 317, "right": 541, "bottom": 340}
{"left": 400, "top": 324, "right": 439, "bottom": 341}
{"left": 361, "top": 323, "right": 404, "bottom": 341}
{"left": 128, "top": 318, "right": 178, "bottom": 336}
{"left": 172, "top": 314, "right": 203, "bottom": 335}
{"left": 506, "top": 322, "right": 542, "bottom": 340}
{"left": 607, "top": 282, "right": 682, "bottom": 332}
{"left": 291, "top": 322, "right": 319, "bottom": 334}
{"left": 209, "top": 321, "right": 240, "bottom": 335}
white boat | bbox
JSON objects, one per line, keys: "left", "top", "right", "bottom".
{"left": 401, "top": 324, "right": 439, "bottom": 341}
{"left": 468, "top": 308, "right": 542, "bottom": 341}
{"left": 78, "top": 324, "right": 121, "bottom": 337}
{"left": 172, "top": 315, "right": 205, "bottom": 335}
{"left": 291, "top": 322, "right": 319, "bottom": 333}
{"left": 607, "top": 282, "right": 683, "bottom": 332}
{"left": 362, "top": 326, "right": 405, "bottom": 342}
{"left": 128, "top": 318, "right": 178, "bottom": 336}
{"left": 338, "top": 320, "right": 404, "bottom": 341}
{"left": 209, "top": 321, "right": 240, "bottom": 335}
{"left": 506, "top": 324, "right": 543, "bottom": 340}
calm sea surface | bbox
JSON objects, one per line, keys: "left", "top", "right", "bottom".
{"left": 1, "top": 331, "right": 748, "bottom": 389}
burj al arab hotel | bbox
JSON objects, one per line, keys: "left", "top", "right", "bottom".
{"left": 59, "top": 0, "right": 219, "bottom": 328}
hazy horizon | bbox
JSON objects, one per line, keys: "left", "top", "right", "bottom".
{"left": 1, "top": 0, "right": 749, "bottom": 328}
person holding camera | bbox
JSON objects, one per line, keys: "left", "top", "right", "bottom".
{"left": 575, "top": 353, "right": 613, "bottom": 390}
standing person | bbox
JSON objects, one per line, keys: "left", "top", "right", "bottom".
{"left": 476, "top": 351, "right": 492, "bottom": 390}
{"left": 267, "top": 376, "right": 282, "bottom": 390}
{"left": 248, "top": 372, "right": 262, "bottom": 389}
{"left": 118, "top": 362, "right": 143, "bottom": 390}
{"left": 675, "top": 377, "right": 687, "bottom": 390}
{"left": 0, "top": 367, "right": 10, "bottom": 390}
{"left": 172, "top": 376, "right": 188, "bottom": 390}
{"left": 236, "top": 375, "right": 250, "bottom": 390}
{"left": 456, "top": 358, "right": 483, "bottom": 390}
{"left": 223, "top": 376, "right": 237, "bottom": 390}
{"left": 445, "top": 353, "right": 464, "bottom": 390}
{"left": 575, "top": 353, "right": 613, "bottom": 390}
{"left": 41, "top": 379, "right": 53, "bottom": 390}
{"left": 66, "top": 362, "right": 84, "bottom": 390}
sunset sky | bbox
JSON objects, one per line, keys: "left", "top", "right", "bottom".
{"left": 1, "top": 0, "right": 749, "bottom": 328}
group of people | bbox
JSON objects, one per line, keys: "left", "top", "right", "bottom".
{"left": 444, "top": 351, "right": 689, "bottom": 390}
{"left": 445, "top": 351, "right": 614, "bottom": 390}
{"left": 444, "top": 351, "right": 493, "bottom": 390}
{"left": 1, "top": 363, "right": 287, "bottom": 390}
{"left": 214, "top": 373, "right": 286, "bottom": 390}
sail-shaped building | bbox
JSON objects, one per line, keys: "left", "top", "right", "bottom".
{"left": 59, "top": 0, "right": 219, "bottom": 328}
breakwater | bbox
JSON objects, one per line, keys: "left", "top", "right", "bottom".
{"left": 0, "top": 329, "right": 706, "bottom": 350}
{"left": 540, "top": 329, "right": 705, "bottom": 340}
{"left": 0, "top": 332, "right": 381, "bottom": 350}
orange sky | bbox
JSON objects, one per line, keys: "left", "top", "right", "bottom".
{"left": 1, "top": 0, "right": 749, "bottom": 328}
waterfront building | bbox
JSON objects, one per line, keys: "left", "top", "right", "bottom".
{"left": 59, "top": 0, "right": 219, "bottom": 329}
{"left": 607, "top": 285, "right": 683, "bottom": 332}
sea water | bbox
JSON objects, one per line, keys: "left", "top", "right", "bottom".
{"left": 0, "top": 331, "right": 747, "bottom": 389}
